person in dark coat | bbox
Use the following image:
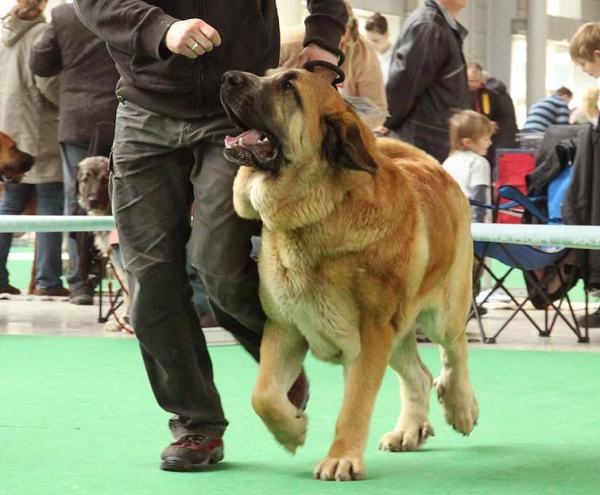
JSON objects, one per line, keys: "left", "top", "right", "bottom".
{"left": 385, "top": 0, "right": 471, "bottom": 163}
{"left": 30, "top": 2, "right": 120, "bottom": 305}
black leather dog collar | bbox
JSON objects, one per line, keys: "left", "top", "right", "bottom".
{"left": 304, "top": 60, "right": 346, "bottom": 86}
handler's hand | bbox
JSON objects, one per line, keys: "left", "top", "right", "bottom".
{"left": 165, "top": 19, "right": 221, "bottom": 59}
{"left": 298, "top": 43, "right": 341, "bottom": 83}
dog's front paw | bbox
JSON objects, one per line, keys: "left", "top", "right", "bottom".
{"left": 271, "top": 412, "right": 308, "bottom": 454}
{"left": 434, "top": 377, "right": 479, "bottom": 435}
{"left": 379, "top": 422, "right": 434, "bottom": 452}
{"left": 313, "top": 454, "right": 364, "bottom": 481}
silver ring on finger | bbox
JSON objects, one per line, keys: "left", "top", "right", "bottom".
{"left": 191, "top": 41, "right": 199, "bottom": 52}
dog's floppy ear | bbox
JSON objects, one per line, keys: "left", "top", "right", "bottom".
{"left": 322, "top": 113, "right": 378, "bottom": 176}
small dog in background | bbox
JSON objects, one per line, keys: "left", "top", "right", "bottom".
{"left": 77, "top": 156, "right": 131, "bottom": 333}
{"left": 0, "top": 131, "right": 35, "bottom": 183}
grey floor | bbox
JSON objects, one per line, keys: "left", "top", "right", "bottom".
{"left": 0, "top": 291, "right": 598, "bottom": 353}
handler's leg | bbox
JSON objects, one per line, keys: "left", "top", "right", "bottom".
{"left": 112, "top": 104, "right": 227, "bottom": 472}
{"left": 189, "top": 140, "right": 264, "bottom": 357}
{"left": 188, "top": 121, "right": 309, "bottom": 408}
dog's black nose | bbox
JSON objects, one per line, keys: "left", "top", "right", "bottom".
{"left": 222, "top": 70, "right": 245, "bottom": 87}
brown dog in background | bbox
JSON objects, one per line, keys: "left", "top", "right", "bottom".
{"left": 77, "top": 156, "right": 131, "bottom": 332}
{"left": 0, "top": 131, "right": 37, "bottom": 294}
{"left": 221, "top": 69, "right": 478, "bottom": 481}
{"left": 0, "top": 131, "right": 35, "bottom": 183}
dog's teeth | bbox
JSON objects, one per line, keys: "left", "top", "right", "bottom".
{"left": 237, "top": 137, "right": 244, "bottom": 146}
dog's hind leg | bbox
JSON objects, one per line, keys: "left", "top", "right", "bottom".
{"left": 421, "top": 308, "right": 479, "bottom": 436}
{"left": 434, "top": 337, "right": 479, "bottom": 435}
{"left": 252, "top": 318, "right": 309, "bottom": 454}
{"left": 379, "top": 329, "right": 434, "bottom": 452}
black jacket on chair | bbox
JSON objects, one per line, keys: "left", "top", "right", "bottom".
{"left": 561, "top": 126, "right": 600, "bottom": 290}
{"left": 529, "top": 124, "right": 600, "bottom": 290}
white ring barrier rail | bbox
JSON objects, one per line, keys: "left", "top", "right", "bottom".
{"left": 0, "top": 216, "right": 600, "bottom": 250}
{"left": 0, "top": 215, "right": 115, "bottom": 233}
{"left": 471, "top": 223, "right": 600, "bottom": 250}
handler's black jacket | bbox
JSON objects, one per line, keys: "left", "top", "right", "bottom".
{"left": 73, "top": 0, "right": 347, "bottom": 120}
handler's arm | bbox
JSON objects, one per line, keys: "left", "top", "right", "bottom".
{"left": 73, "top": 0, "right": 176, "bottom": 59}
{"left": 304, "top": 0, "right": 347, "bottom": 60}
{"left": 299, "top": 0, "right": 347, "bottom": 82}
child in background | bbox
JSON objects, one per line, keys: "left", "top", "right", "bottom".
{"left": 443, "top": 109, "right": 495, "bottom": 310}
{"left": 570, "top": 22, "right": 600, "bottom": 79}
{"left": 443, "top": 109, "right": 495, "bottom": 223}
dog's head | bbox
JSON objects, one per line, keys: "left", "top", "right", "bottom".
{"left": 76, "top": 156, "right": 110, "bottom": 215}
{"left": 220, "top": 69, "right": 378, "bottom": 176}
{"left": 0, "top": 131, "right": 35, "bottom": 183}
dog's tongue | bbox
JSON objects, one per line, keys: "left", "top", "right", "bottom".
{"left": 224, "top": 129, "right": 275, "bottom": 164}
{"left": 224, "top": 129, "right": 263, "bottom": 148}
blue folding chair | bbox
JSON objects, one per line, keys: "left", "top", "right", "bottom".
{"left": 471, "top": 164, "right": 587, "bottom": 344}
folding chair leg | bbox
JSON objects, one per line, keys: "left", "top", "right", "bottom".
{"left": 98, "top": 257, "right": 107, "bottom": 324}
{"left": 97, "top": 257, "right": 125, "bottom": 325}
{"left": 520, "top": 267, "right": 586, "bottom": 342}
{"left": 580, "top": 290, "right": 590, "bottom": 343}
{"left": 469, "top": 297, "right": 490, "bottom": 343}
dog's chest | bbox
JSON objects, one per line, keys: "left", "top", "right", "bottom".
{"left": 259, "top": 241, "right": 360, "bottom": 363}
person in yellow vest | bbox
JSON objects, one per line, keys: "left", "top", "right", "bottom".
{"left": 467, "top": 62, "right": 518, "bottom": 180}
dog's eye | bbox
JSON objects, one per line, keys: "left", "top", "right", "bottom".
{"left": 281, "top": 75, "right": 302, "bottom": 107}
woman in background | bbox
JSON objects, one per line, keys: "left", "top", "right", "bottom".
{"left": 280, "top": 2, "right": 388, "bottom": 129}
{"left": 569, "top": 85, "right": 600, "bottom": 126}
{"left": 0, "top": 0, "right": 66, "bottom": 297}
{"left": 364, "top": 12, "right": 393, "bottom": 85}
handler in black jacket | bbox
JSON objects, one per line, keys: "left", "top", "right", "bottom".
{"left": 30, "top": 3, "right": 120, "bottom": 306}
{"left": 385, "top": 0, "right": 471, "bottom": 163}
{"left": 73, "top": 0, "right": 347, "bottom": 473}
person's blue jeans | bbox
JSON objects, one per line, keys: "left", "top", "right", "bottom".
{"left": 0, "top": 182, "right": 65, "bottom": 289}
{"left": 59, "top": 141, "right": 88, "bottom": 290}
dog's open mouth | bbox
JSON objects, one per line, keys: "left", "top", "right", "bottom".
{"left": 224, "top": 129, "right": 280, "bottom": 171}
{"left": 0, "top": 171, "right": 26, "bottom": 183}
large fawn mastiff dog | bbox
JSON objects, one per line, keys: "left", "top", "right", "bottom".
{"left": 220, "top": 69, "right": 478, "bottom": 481}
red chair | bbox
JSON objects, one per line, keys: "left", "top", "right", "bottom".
{"left": 493, "top": 149, "right": 536, "bottom": 223}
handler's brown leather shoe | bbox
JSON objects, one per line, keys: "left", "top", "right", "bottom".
{"left": 160, "top": 435, "right": 224, "bottom": 472}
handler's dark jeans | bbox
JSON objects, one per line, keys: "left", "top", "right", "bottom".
{"left": 112, "top": 100, "right": 264, "bottom": 439}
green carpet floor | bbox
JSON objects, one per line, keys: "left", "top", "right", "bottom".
{"left": 1, "top": 336, "right": 600, "bottom": 494}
